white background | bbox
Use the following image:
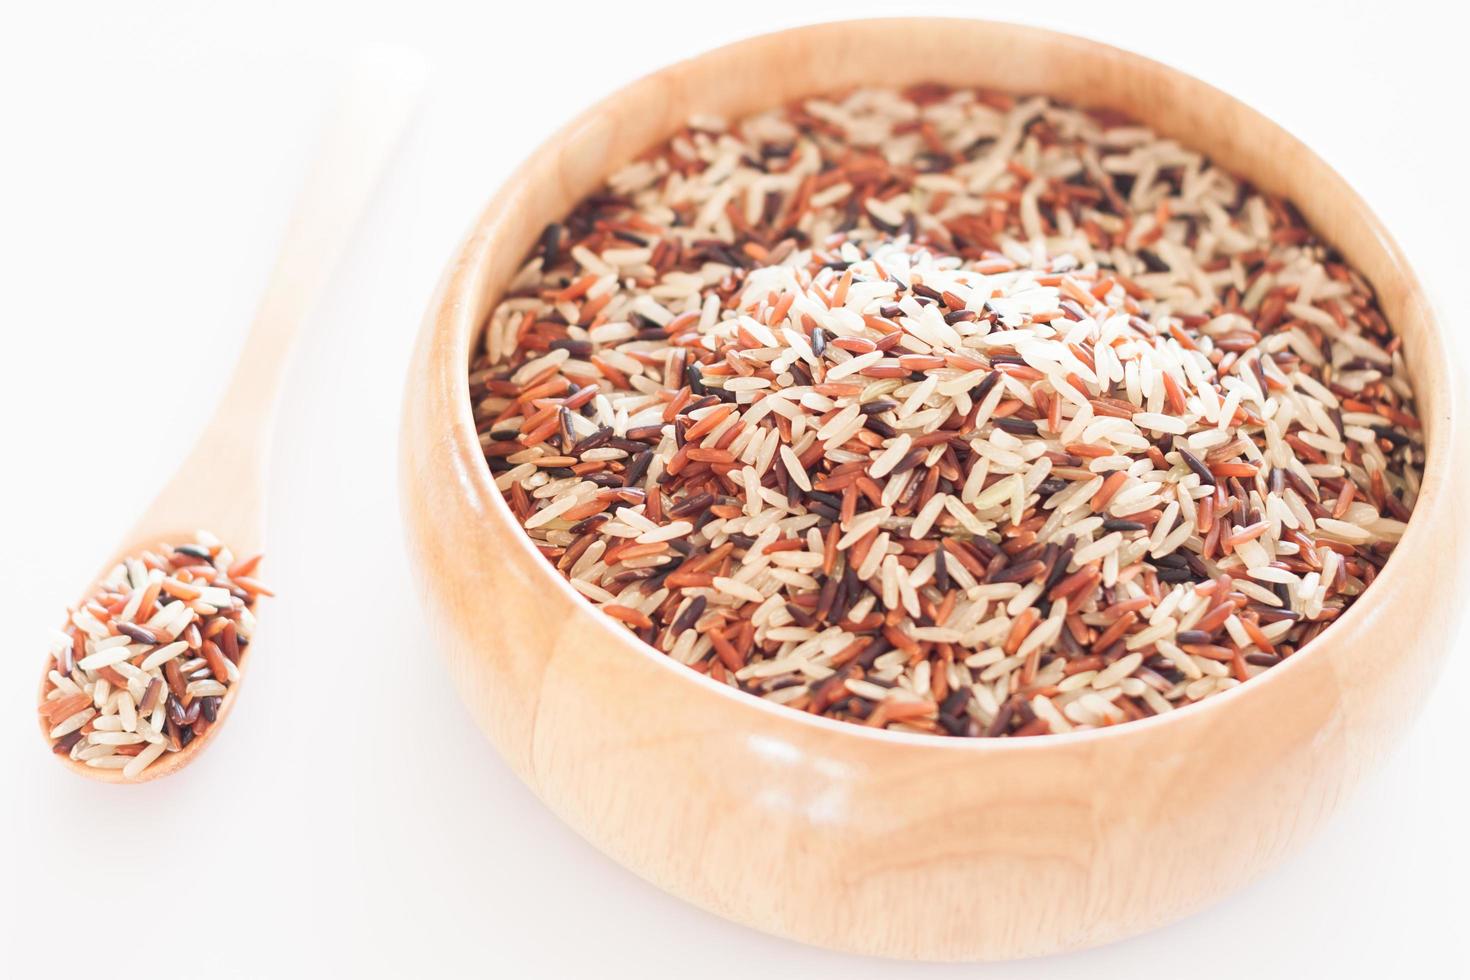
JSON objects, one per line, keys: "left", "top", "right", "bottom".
{"left": 3, "top": 2, "right": 1467, "bottom": 976}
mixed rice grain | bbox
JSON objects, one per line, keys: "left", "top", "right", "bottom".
{"left": 39, "top": 533, "right": 268, "bottom": 775}
{"left": 469, "top": 86, "right": 1423, "bottom": 737}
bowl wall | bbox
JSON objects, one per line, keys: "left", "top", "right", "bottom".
{"left": 401, "top": 19, "right": 1465, "bottom": 960}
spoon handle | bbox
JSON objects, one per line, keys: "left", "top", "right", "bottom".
{"left": 214, "top": 47, "right": 428, "bottom": 469}
{"left": 126, "top": 48, "right": 425, "bottom": 550}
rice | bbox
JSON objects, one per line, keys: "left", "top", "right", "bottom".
{"left": 469, "top": 85, "right": 1423, "bottom": 738}
{"left": 38, "top": 534, "right": 269, "bottom": 774}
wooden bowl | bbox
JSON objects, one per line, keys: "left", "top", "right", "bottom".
{"left": 401, "top": 18, "right": 1466, "bottom": 960}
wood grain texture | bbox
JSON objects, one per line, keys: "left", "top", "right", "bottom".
{"left": 42, "top": 52, "right": 424, "bottom": 783}
{"left": 400, "top": 19, "right": 1466, "bottom": 959}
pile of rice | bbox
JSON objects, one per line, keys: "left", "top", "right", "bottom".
{"left": 469, "top": 86, "right": 1422, "bottom": 737}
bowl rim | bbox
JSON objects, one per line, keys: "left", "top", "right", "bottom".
{"left": 436, "top": 16, "right": 1454, "bottom": 755}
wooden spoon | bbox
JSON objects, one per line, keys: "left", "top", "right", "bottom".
{"left": 39, "top": 50, "right": 425, "bottom": 782}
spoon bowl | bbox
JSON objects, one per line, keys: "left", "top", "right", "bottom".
{"left": 38, "top": 524, "right": 263, "bottom": 784}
